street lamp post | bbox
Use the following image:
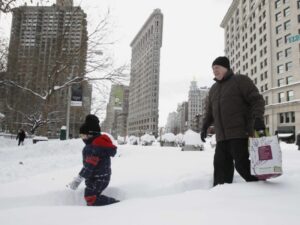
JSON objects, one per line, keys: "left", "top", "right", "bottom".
{"left": 66, "top": 85, "right": 71, "bottom": 139}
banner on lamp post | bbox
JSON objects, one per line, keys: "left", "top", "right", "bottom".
{"left": 70, "top": 84, "right": 83, "bottom": 107}
{"left": 113, "top": 86, "right": 123, "bottom": 110}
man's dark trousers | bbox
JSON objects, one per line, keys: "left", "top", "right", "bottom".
{"left": 213, "top": 138, "right": 258, "bottom": 186}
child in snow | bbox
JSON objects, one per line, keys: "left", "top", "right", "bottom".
{"left": 68, "top": 114, "right": 119, "bottom": 206}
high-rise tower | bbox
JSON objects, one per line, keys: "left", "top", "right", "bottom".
{"left": 2, "top": 2, "right": 90, "bottom": 138}
{"left": 221, "top": 0, "right": 300, "bottom": 140}
{"left": 127, "top": 9, "right": 163, "bottom": 137}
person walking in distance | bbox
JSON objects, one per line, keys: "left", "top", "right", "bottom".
{"left": 16, "top": 129, "right": 26, "bottom": 146}
{"left": 201, "top": 56, "right": 266, "bottom": 186}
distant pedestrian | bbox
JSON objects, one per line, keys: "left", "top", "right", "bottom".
{"left": 296, "top": 133, "right": 300, "bottom": 150}
{"left": 16, "top": 129, "right": 26, "bottom": 146}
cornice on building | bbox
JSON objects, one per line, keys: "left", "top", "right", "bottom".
{"left": 130, "top": 8, "right": 163, "bottom": 47}
{"left": 220, "top": 0, "right": 239, "bottom": 28}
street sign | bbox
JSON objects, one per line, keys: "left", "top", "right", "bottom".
{"left": 288, "top": 34, "right": 300, "bottom": 43}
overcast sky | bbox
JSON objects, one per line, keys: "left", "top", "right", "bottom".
{"left": 0, "top": 0, "right": 233, "bottom": 127}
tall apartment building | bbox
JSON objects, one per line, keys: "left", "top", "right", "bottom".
{"left": 188, "top": 80, "right": 209, "bottom": 129}
{"left": 177, "top": 101, "right": 189, "bottom": 133}
{"left": 102, "top": 84, "right": 129, "bottom": 138}
{"left": 221, "top": 0, "right": 300, "bottom": 140}
{"left": 165, "top": 112, "right": 180, "bottom": 134}
{"left": 127, "top": 9, "right": 163, "bottom": 137}
{"left": 2, "top": 0, "right": 90, "bottom": 138}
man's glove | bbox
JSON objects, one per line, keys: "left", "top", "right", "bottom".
{"left": 254, "top": 118, "right": 266, "bottom": 137}
{"left": 201, "top": 130, "right": 207, "bottom": 142}
{"left": 68, "top": 175, "right": 83, "bottom": 190}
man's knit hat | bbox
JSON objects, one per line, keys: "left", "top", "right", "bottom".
{"left": 212, "top": 56, "right": 230, "bottom": 70}
{"left": 79, "top": 114, "right": 101, "bottom": 135}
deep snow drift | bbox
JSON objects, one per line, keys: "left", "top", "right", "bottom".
{"left": 0, "top": 136, "right": 300, "bottom": 225}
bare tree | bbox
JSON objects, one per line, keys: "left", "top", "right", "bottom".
{"left": 1, "top": 4, "right": 129, "bottom": 135}
{"left": 5, "top": 102, "right": 64, "bottom": 134}
{"left": 0, "top": 0, "right": 18, "bottom": 13}
{"left": 0, "top": 36, "right": 8, "bottom": 73}
{"left": 0, "top": 1, "right": 51, "bottom": 13}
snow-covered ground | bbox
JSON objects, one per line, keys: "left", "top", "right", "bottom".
{"left": 0, "top": 136, "right": 300, "bottom": 225}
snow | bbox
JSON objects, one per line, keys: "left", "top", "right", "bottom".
{"left": 277, "top": 133, "right": 293, "bottom": 138}
{"left": 140, "top": 133, "right": 155, "bottom": 144}
{"left": 161, "top": 133, "right": 176, "bottom": 142}
{"left": 0, "top": 136, "right": 300, "bottom": 225}
{"left": 175, "top": 133, "right": 183, "bottom": 145}
{"left": 183, "top": 129, "right": 203, "bottom": 146}
{"left": 32, "top": 136, "right": 49, "bottom": 141}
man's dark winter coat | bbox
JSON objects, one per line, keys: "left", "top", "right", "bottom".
{"left": 202, "top": 70, "right": 265, "bottom": 142}
{"left": 79, "top": 134, "right": 117, "bottom": 206}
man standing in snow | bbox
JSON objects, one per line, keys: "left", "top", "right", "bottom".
{"left": 68, "top": 114, "right": 119, "bottom": 206}
{"left": 200, "top": 56, "right": 265, "bottom": 186}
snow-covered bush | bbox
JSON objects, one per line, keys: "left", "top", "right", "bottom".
{"left": 141, "top": 133, "right": 155, "bottom": 146}
{"left": 129, "top": 135, "right": 139, "bottom": 145}
{"left": 161, "top": 133, "right": 176, "bottom": 147}
{"left": 117, "top": 136, "right": 127, "bottom": 145}
{"left": 175, "top": 133, "right": 184, "bottom": 146}
{"left": 182, "top": 129, "right": 204, "bottom": 151}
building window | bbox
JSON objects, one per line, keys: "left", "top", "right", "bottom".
{"left": 292, "top": 112, "right": 295, "bottom": 123}
{"left": 285, "top": 47, "right": 292, "bottom": 57}
{"left": 277, "top": 65, "right": 284, "bottom": 74}
{"left": 277, "top": 51, "right": 283, "bottom": 60}
{"left": 298, "top": 0, "right": 300, "bottom": 9}
{"left": 285, "top": 112, "right": 290, "bottom": 123}
{"left": 276, "top": 38, "right": 283, "bottom": 47}
{"left": 265, "top": 114, "right": 269, "bottom": 125}
{"left": 275, "top": 12, "right": 282, "bottom": 21}
{"left": 276, "top": 24, "right": 282, "bottom": 34}
{"left": 285, "top": 33, "right": 291, "bottom": 43}
{"left": 278, "top": 78, "right": 284, "bottom": 87}
{"left": 278, "top": 92, "right": 285, "bottom": 103}
{"left": 286, "top": 76, "right": 293, "bottom": 84}
{"left": 298, "top": 15, "right": 300, "bottom": 23}
{"left": 281, "top": 112, "right": 295, "bottom": 123}
{"left": 287, "top": 90, "right": 294, "bottom": 101}
{"left": 275, "top": 0, "right": 281, "bottom": 8}
{"left": 265, "top": 96, "right": 269, "bottom": 105}
{"left": 286, "top": 62, "right": 292, "bottom": 71}
{"left": 279, "top": 113, "right": 284, "bottom": 123}
{"left": 284, "top": 20, "right": 291, "bottom": 30}
{"left": 283, "top": 7, "right": 290, "bottom": 17}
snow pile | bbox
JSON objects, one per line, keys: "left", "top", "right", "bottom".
{"left": 175, "top": 133, "right": 184, "bottom": 145}
{"left": 0, "top": 137, "right": 300, "bottom": 225}
{"left": 161, "top": 133, "right": 176, "bottom": 142}
{"left": 128, "top": 135, "right": 138, "bottom": 145}
{"left": 183, "top": 129, "right": 202, "bottom": 146}
{"left": 140, "top": 133, "right": 155, "bottom": 145}
{"left": 117, "top": 136, "right": 126, "bottom": 145}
